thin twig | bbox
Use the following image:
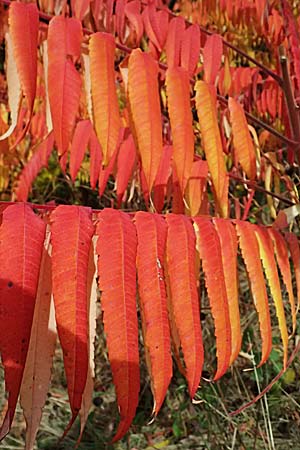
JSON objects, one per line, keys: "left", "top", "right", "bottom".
{"left": 228, "top": 173, "right": 296, "bottom": 206}
{"left": 230, "top": 339, "right": 300, "bottom": 417}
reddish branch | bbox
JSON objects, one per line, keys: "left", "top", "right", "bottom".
{"left": 279, "top": 47, "right": 300, "bottom": 145}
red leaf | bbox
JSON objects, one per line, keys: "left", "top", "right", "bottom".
{"left": 70, "top": 120, "right": 93, "bottom": 182}
{"left": 180, "top": 24, "right": 200, "bottom": 76}
{"left": 9, "top": 2, "right": 39, "bottom": 114}
{"left": 0, "top": 204, "right": 46, "bottom": 440}
{"left": 142, "top": 3, "right": 164, "bottom": 51}
{"left": 124, "top": 0, "right": 144, "bottom": 45}
{"left": 50, "top": 205, "right": 94, "bottom": 430}
{"left": 135, "top": 212, "right": 172, "bottom": 415}
{"left": 165, "top": 16, "right": 185, "bottom": 68}
{"left": 193, "top": 217, "right": 231, "bottom": 380}
{"left": 48, "top": 16, "right": 82, "bottom": 155}
{"left": 203, "top": 34, "right": 223, "bottom": 85}
{"left": 166, "top": 214, "right": 203, "bottom": 397}
{"left": 15, "top": 132, "right": 54, "bottom": 202}
{"left": 96, "top": 209, "right": 139, "bottom": 442}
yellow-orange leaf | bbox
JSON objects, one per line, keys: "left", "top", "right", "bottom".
{"left": 228, "top": 97, "right": 256, "bottom": 180}
{"left": 268, "top": 228, "right": 296, "bottom": 334}
{"left": 47, "top": 16, "right": 82, "bottom": 155}
{"left": 235, "top": 220, "right": 272, "bottom": 365}
{"left": 89, "top": 32, "right": 121, "bottom": 165}
{"left": 195, "top": 80, "right": 228, "bottom": 217}
{"left": 128, "top": 49, "right": 163, "bottom": 192}
{"left": 193, "top": 217, "right": 231, "bottom": 379}
{"left": 96, "top": 209, "right": 139, "bottom": 442}
{"left": 166, "top": 67, "right": 194, "bottom": 194}
{"left": 166, "top": 214, "right": 204, "bottom": 397}
{"left": 213, "top": 218, "right": 241, "bottom": 365}
{"left": 20, "top": 230, "right": 57, "bottom": 450}
{"left": 135, "top": 212, "right": 172, "bottom": 415}
{"left": 254, "top": 226, "right": 288, "bottom": 367}
{"left": 285, "top": 232, "right": 300, "bottom": 315}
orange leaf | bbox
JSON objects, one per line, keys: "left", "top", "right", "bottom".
{"left": 195, "top": 80, "right": 228, "bottom": 217}
{"left": 89, "top": 32, "right": 121, "bottom": 165}
{"left": 235, "top": 220, "right": 272, "bottom": 365}
{"left": 254, "top": 226, "right": 288, "bottom": 367}
{"left": 213, "top": 218, "right": 241, "bottom": 365}
{"left": 96, "top": 209, "right": 139, "bottom": 442}
{"left": 268, "top": 228, "right": 296, "bottom": 334}
{"left": 203, "top": 34, "right": 223, "bottom": 85}
{"left": 228, "top": 97, "right": 256, "bottom": 180}
{"left": 89, "top": 128, "right": 103, "bottom": 190}
{"left": 135, "top": 212, "right": 172, "bottom": 415}
{"left": 285, "top": 232, "right": 300, "bottom": 315}
{"left": 48, "top": 16, "right": 82, "bottom": 155}
{"left": 193, "top": 217, "right": 231, "bottom": 380}
{"left": 50, "top": 206, "right": 94, "bottom": 430}
{"left": 166, "top": 67, "right": 194, "bottom": 194}
{"left": 166, "top": 214, "right": 203, "bottom": 397}
{"left": 128, "top": 49, "right": 163, "bottom": 192}
{"left": 116, "top": 133, "right": 137, "bottom": 206}
{"left": 70, "top": 120, "right": 93, "bottom": 181}
{"left": 9, "top": 2, "right": 39, "bottom": 115}
{"left": 20, "top": 230, "right": 57, "bottom": 450}
{"left": 0, "top": 204, "right": 46, "bottom": 440}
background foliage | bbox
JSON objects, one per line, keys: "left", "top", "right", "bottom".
{"left": 0, "top": 0, "right": 300, "bottom": 449}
